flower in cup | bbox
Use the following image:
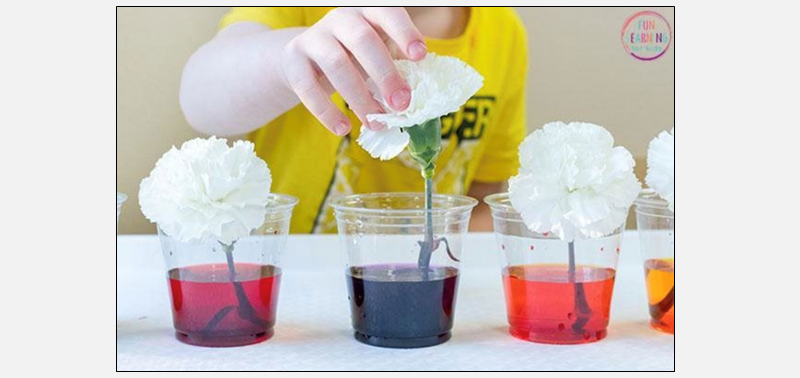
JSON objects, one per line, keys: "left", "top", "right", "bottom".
{"left": 646, "top": 128, "right": 674, "bottom": 212}
{"left": 357, "top": 53, "right": 484, "bottom": 169}
{"left": 139, "top": 137, "right": 272, "bottom": 245}
{"left": 356, "top": 53, "right": 484, "bottom": 276}
{"left": 508, "top": 122, "right": 641, "bottom": 241}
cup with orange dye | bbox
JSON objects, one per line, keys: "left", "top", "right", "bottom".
{"left": 634, "top": 189, "right": 674, "bottom": 334}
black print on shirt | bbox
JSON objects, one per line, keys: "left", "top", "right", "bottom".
{"left": 441, "top": 96, "right": 496, "bottom": 145}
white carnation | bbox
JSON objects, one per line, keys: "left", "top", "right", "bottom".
{"left": 509, "top": 122, "right": 642, "bottom": 241}
{"left": 356, "top": 125, "right": 409, "bottom": 161}
{"left": 139, "top": 137, "right": 272, "bottom": 244}
{"left": 357, "top": 53, "right": 484, "bottom": 160}
{"left": 646, "top": 128, "right": 675, "bottom": 212}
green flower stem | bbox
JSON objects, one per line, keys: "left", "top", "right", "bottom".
{"left": 406, "top": 118, "right": 443, "bottom": 276}
{"left": 416, "top": 177, "right": 436, "bottom": 278}
{"left": 406, "top": 118, "right": 443, "bottom": 180}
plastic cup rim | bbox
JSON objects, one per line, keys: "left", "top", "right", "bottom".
{"left": 483, "top": 192, "right": 514, "bottom": 212}
{"left": 264, "top": 193, "right": 300, "bottom": 213}
{"left": 634, "top": 189, "right": 674, "bottom": 218}
{"left": 331, "top": 192, "right": 478, "bottom": 217}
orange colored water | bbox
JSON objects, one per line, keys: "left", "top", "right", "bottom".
{"left": 645, "top": 258, "right": 674, "bottom": 334}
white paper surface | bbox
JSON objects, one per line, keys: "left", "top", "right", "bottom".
{"left": 116, "top": 233, "right": 674, "bottom": 371}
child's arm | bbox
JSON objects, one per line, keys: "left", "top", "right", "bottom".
{"left": 180, "top": 7, "right": 428, "bottom": 137}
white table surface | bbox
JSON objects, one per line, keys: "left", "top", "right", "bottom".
{"left": 116, "top": 232, "right": 674, "bottom": 371}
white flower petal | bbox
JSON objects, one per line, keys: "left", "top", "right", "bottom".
{"left": 646, "top": 128, "right": 675, "bottom": 212}
{"left": 139, "top": 137, "right": 272, "bottom": 244}
{"left": 356, "top": 125, "right": 410, "bottom": 161}
{"left": 357, "top": 53, "right": 484, "bottom": 156}
{"left": 508, "top": 122, "right": 642, "bottom": 241}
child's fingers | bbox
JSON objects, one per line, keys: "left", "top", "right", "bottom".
{"left": 330, "top": 16, "right": 411, "bottom": 114}
{"left": 360, "top": 7, "right": 427, "bottom": 61}
{"left": 303, "top": 35, "right": 385, "bottom": 130}
{"left": 283, "top": 48, "right": 351, "bottom": 136}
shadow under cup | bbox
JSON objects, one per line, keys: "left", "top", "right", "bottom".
{"left": 486, "top": 193, "right": 623, "bottom": 345}
{"left": 635, "top": 190, "right": 674, "bottom": 334}
{"left": 157, "top": 194, "right": 298, "bottom": 348}
{"left": 332, "top": 193, "right": 477, "bottom": 349}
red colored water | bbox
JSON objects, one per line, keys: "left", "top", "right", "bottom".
{"left": 167, "top": 263, "right": 281, "bottom": 347}
{"left": 502, "top": 264, "right": 616, "bottom": 344}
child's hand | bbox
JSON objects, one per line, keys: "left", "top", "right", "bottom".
{"left": 281, "top": 7, "right": 427, "bottom": 136}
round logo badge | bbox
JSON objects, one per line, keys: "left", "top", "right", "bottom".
{"left": 621, "top": 11, "right": 672, "bottom": 61}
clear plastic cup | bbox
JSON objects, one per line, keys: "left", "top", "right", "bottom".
{"left": 117, "top": 193, "right": 127, "bottom": 227}
{"left": 332, "top": 193, "right": 478, "bottom": 348}
{"left": 634, "top": 189, "right": 674, "bottom": 334}
{"left": 157, "top": 194, "right": 298, "bottom": 347}
{"left": 486, "top": 193, "right": 623, "bottom": 345}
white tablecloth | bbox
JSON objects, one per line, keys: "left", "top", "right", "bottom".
{"left": 116, "top": 233, "right": 674, "bottom": 371}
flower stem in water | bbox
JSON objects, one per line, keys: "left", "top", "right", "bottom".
{"left": 650, "top": 286, "right": 675, "bottom": 320}
{"left": 203, "top": 242, "right": 267, "bottom": 334}
{"left": 568, "top": 241, "right": 593, "bottom": 333}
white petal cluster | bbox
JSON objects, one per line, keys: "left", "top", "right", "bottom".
{"left": 509, "top": 122, "right": 642, "bottom": 241}
{"left": 357, "top": 53, "right": 484, "bottom": 160}
{"left": 139, "top": 137, "right": 272, "bottom": 244}
{"left": 356, "top": 126, "right": 410, "bottom": 161}
{"left": 646, "top": 128, "right": 675, "bottom": 212}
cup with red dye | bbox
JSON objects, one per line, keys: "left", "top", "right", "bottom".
{"left": 157, "top": 194, "right": 298, "bottom": 347}
{"left": 486, "top": 193, "right": 624, "bottom": 345}
{"left": 332, "top": 193, "right": 478, "bottom": 349}
{"left": 634, "top": 189, "right": 674, "bottom": 334}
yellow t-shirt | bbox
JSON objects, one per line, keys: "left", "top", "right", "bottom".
{"left": 220, "top": 7, "right": 528, "bottom": 233}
